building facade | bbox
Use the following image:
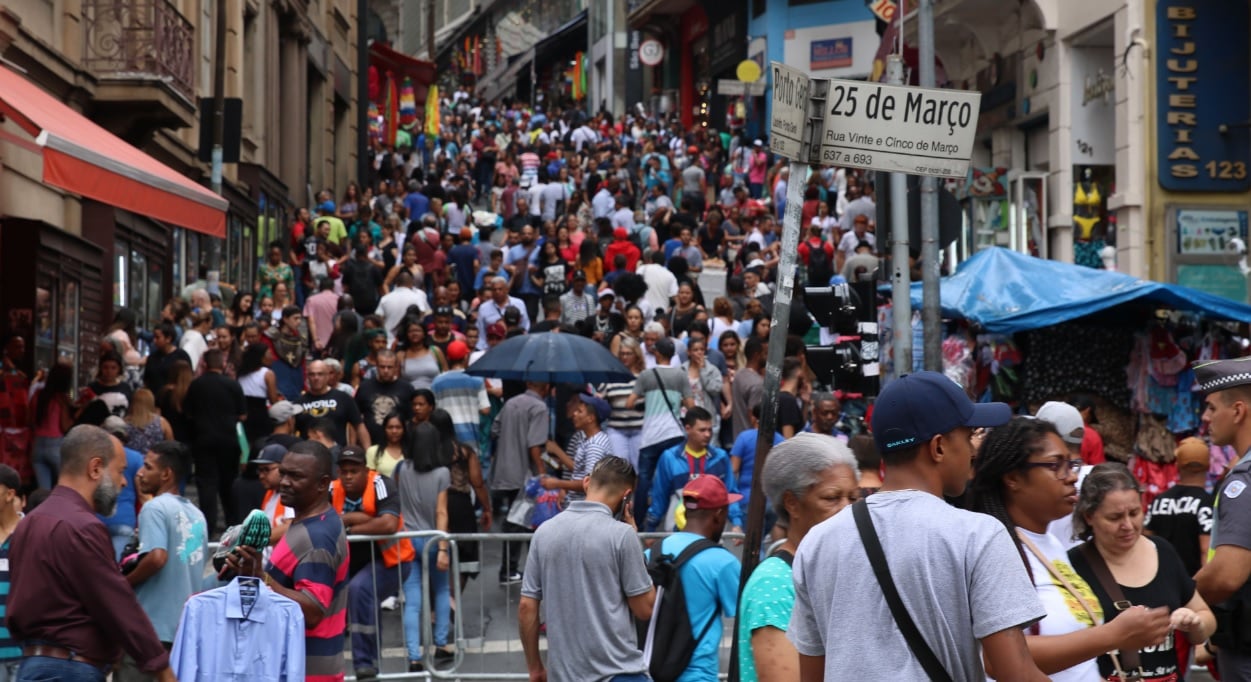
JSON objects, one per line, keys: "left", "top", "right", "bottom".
{"left": 0, "top": 0, "right": 358, "bottom": 386}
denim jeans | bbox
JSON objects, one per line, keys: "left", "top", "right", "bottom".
{"left": 610, "top": 674, "right": 650, "bottom": 682}
{"left": 633, "top": 436, "right": 684, "bottom": 527}
{"left": 15, "top": 656, "right": 106, "bottom": 682}
{"left": 604, "top": 427, "right": 642, "bottom": 471}
{"left": 107, "top": 524, "right": 135, "bottom": 562}
{"left": 402, "top": 537, "right": 450, "bottom": 662}
{"left": 31, "top": 437, "right": 61, "bottom": 490}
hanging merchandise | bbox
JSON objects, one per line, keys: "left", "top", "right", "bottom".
{"left": 399, "top": 77, "right": 417, "bottom": 127}
{"left": 367, "top": 102, "right": 382, "bottom": 147}
{"left": 170, "top": 576, "right": 305, "bottom": 681}
{"left": 1134, "top": 414, "right": 1177, "bottom": 464}
{"left": 425, "top": 85, "right": 440, "bottom": 137}
{"left": 1132, "top": 455, "right": 1178, "bottom": 510}
{"left": 974, "top": 334, "right": 1022, "bottom": 404}
{"left": 1021, "top": 324, "right": 1133, "bottom": 408}
{"left": 1167, "top": 367, "right": 1201, "bottom": 434}
{"left": 367, "top": 65, "right": 380, "bottom": 102}
{"left": 384, "top": 73, "right": 399, "bottom": 147}
{"left": 942, "top": 334, "right": 975, "bottom": 391}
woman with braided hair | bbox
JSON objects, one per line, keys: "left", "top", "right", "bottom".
{"left": 970, "top": 417, "right": 1171, "bottom": 680}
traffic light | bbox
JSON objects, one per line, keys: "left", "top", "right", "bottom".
{"left": 805, "top": 282, "right": 880, "bottom": 397}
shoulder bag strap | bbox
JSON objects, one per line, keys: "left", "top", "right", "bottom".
{"left": 852, "top": 500, "right": 954, "bottom": 682}
{"left": 1015, "top": 531, "right": 1135, "bottom": 677}
{"left": 1078, "top": 542, "right": 1143, "bottom": 675}
{"left": 670, "top": 538, "right": 723, "bottom": 648}
{"left": 1016, "top": 531, "right": 1103, "bottom": 626}
{"left": 652, "top": 368, "right": 684, "bottom": 430}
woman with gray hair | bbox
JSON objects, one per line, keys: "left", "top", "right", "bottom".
{"left": 736, "top": 433, "right": 859, "bottom": 682}
{"left": 1067, "top": 462, "right": 1215, "bottom": 680}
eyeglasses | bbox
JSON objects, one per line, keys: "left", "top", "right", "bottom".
{"left": 1021, "top": 458, "right": 1084, "bottom": 479}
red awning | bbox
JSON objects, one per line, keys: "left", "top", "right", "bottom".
{"left": 369, "top": 42, "right": 436, "bottom": 105}
{"left": 0, "top": 66, "right": 228, "bottom": 237}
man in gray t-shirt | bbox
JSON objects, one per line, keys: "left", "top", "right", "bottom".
{"left": 521, "top": 457, "right": 654, "bottom": 682}
{"left": 627, "top": 338, "right": 693, "bottom": 526}
{"left": 490, "top": 382, "right": 550, "bottom": 584}
{"left": 789, "top": 371, "right": 1047, "bottom": 681}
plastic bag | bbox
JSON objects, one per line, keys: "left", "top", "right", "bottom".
{"left": 524, "top": 476, "right": 563, "bottom": 528}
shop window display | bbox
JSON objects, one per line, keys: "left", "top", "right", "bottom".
{"left": 1073, "top": 165, "right": 1114, "bottom": 269}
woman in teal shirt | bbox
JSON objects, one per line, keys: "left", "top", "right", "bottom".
{"left": 737, "top": 433, "right": 862, "bottom": 681}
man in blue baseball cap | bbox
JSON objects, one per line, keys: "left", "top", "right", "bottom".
{"left": 788, "top": 371, "right": 1048, "bottom": 682}
{"left": 541, "top": 393, "right": 616, "bottom": 506}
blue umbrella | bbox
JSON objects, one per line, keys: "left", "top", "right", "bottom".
{"left": 466, "top": 332, "right": 634, "bottom": 384}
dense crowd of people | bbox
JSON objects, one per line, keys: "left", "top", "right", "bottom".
{"left": 0, "top": 87, "right": 1240, "bottom": 682}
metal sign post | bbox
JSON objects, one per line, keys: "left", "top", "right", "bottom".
{"left": 732, "top": 65, "right": 822, "bottom": 682}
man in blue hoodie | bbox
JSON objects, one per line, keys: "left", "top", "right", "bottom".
{"left": 643, "top": 406, "right": 743, "bottom": 535}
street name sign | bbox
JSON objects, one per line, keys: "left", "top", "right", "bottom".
{"left": 769, "top": 62, "right": 811, "bottom": 162}
{"left": 818, "top": 79, "right": 982, "bottom": 178}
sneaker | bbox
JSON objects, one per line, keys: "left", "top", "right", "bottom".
{"left": 498, "top": 571, "right": 523, "bottom": 585}
{"left": 380, "top": 596, "right": 399, "bottom": 611}
{"left": 434, "top": 647, "right": 456, "bottom": 664}
{"left": 408, "top": 660, "right": 425, "bottom": 673}
{"left": 354, "top": 666, "right": 379, "bottom": 681}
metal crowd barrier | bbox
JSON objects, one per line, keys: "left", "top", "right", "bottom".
{"left": 217, "top": 529, "right": 746, "bottom": 681}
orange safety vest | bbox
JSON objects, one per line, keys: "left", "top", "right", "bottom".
{"left": 329, "top": 471, "right": 416, "bottom": 567}
{"left": 261, "top": 489, "right": 288, "bottom": 527}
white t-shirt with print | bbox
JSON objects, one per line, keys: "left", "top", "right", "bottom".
{"left": 1009, "top": 528, "right": 1103, "bottom": 682}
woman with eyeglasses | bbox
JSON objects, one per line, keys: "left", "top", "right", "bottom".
{"left": 738, "top": 433, "right": 860, "bottom": 682}
{"left": 970, "top": 417, "right": 1172, "bottom": 680}
{"left": 1067, "top": 463, "right": 1214, "bottom": 681}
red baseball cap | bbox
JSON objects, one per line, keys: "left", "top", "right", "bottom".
{"left": 682, "top": 476, "right": 742, "bottom": 510}
{"left": 445, "top": 340, "right": 470, "bottom": 362}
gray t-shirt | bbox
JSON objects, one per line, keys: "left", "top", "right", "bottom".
{"left": 633, "top": 367, "right": 691, "bottom": 448}
{"left": 522, "top": 500, "right": 652, "bottom": 682}
{"left": 730, "top": 368, "right": 764, "bottom": 438}
{"left": 681, "top": 165, "right": 705, "bottom": 194}
{"left": 490, "top": 390, "right": 550, "bottom": 491}
{"left": 788, "top": 490, "right": 1044, "bottom": 680}
{"left": 395, "top": 463, "right": 451, "bottom": 531}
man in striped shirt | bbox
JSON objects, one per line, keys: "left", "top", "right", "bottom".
{"left": 430, "top": 341, "right": 490, "bottom": 448}
{"left": 0, "top": 464, "right": 22, "bottom": 680}
{"left": 231, "top": 440, "right": 349, "bottom": 682}
{"left": 542, "top": 394, "right": 615, "bottom": 505}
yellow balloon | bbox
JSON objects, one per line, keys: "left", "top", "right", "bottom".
{"left": 736, "top": 60, "right": 762, "bottom": 84}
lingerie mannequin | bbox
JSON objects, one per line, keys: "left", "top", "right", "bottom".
{"left": 1073, "top": 167, "right": 1105, "bottom": 268}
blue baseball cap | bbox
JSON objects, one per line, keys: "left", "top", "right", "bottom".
{"left": 871, "top": 371, "right": 1011, "bottom": 454}
{"left": 576, "top": 393, "right": 612, "bottom": 424}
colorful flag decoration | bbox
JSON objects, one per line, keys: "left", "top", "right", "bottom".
{"left": 570, "top": 51, "right": 586, "bottom": 101}
{"left": 425, "top": 85, "right": 440, "bottom": 137}
{"left": 368, "top": 101, "right": 381, "bottom": 145}
{"left": 399, "top": 77, "right": 417, "bottom": 127}
{"left": 385, "top": 72, "right": 399, "bottom": 146}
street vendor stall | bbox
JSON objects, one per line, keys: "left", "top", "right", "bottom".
{"left": 879, "top": 248, "right": 1251, "bottom": 494}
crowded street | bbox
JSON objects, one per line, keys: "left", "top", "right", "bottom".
{"left": 0, "top": 0, "right": 1249, "bottom": 680}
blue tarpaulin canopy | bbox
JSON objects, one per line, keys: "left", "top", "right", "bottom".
{"left": 909, "top": 247, "right": 1251, "bottom": 333}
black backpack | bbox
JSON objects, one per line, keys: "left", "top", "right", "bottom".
{"left": 637, "top": 537, "right": 721, "bottom": 682}
{"left": 806, "top": 240, "right": 834, "bottom": 286}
